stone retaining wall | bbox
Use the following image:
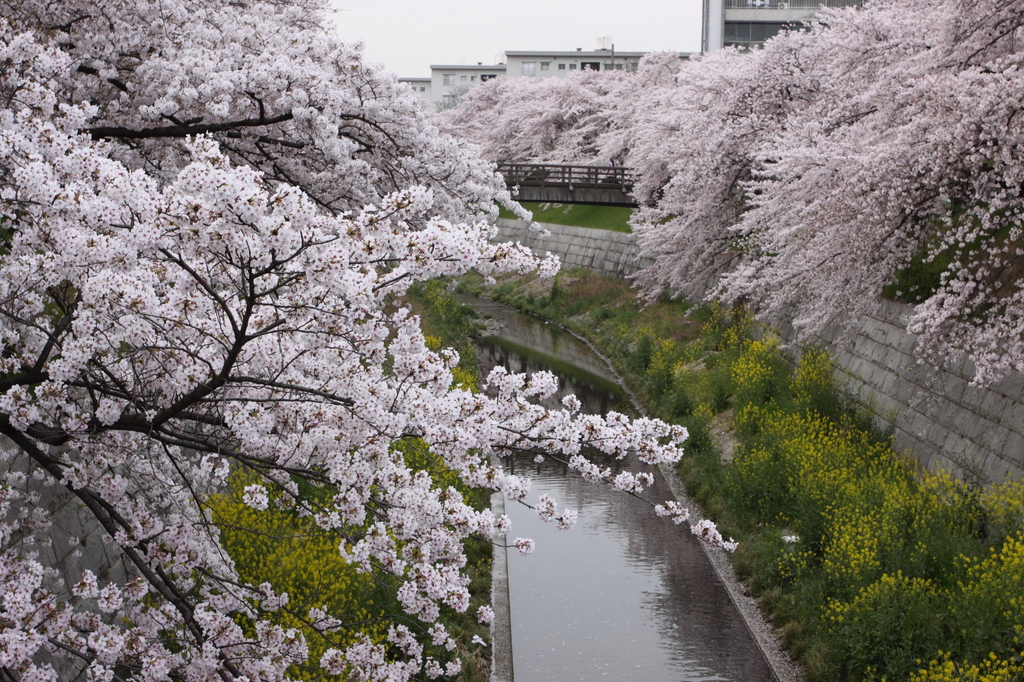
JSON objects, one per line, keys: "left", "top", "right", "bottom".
{"left": 492, "top": 219, "right": 1024, "bottom": 483}
{"left": 759, "top": 302, "right": 1024, "bottom": 484}
{"left": 495, "top": 218, "right": 652, "bottom": 279}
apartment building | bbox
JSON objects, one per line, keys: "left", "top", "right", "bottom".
{"left": 703, "top": 0, "right": 863, "bottom": 51}
{"left": 426, "top": 63, "right": 506, "bottom": 109}
{"left": 501, "top": 47, "right": 647, "bottom": 80}
{"left": 398, "top": 77, "right": 431, "bottom": 101}
{"left": 402, "top": 38, "right": 688, "bottom": 110}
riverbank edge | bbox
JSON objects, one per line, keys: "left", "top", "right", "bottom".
{"left": 493, "top": 219, "right": 1024, "bottom": 485}
{"left": 476, "top": 292, "right": 802, "bottom": 682}
{"left": 489, "top": 487, "right": 514, "bottom": 682}
{"left": 542, "top": 312, "right": 801, "bottom": 682}
{"left": 657, "top": 461, "right": 803, "bottom": 682}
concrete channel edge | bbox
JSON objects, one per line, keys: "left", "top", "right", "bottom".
{"left": 489, "top": 488, "right": 514, "bottom": 682}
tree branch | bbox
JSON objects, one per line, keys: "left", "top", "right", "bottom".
{"left": 89, "top": 112, "right": 294, "bottom": 141}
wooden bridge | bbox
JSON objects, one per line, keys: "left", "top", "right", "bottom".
{"left": 497, "top": 163, "right": 638, "bottom": 207}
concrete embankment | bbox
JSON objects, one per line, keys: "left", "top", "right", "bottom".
{"left": 495, "top": 218, "right": 652, "bottom": 280}
{"left": 489, "top": 489, "right": 514, "bottom": 682}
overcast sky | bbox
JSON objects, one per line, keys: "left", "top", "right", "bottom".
{"left": 326, "top": 0, "right": 704, "bottom": 78}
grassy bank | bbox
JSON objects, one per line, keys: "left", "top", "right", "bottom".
{"left": 458, "top": 269, "right": 1024, "bottom": 682}
{"left": 498, "top": 201, "right": 633, "bottom": 233}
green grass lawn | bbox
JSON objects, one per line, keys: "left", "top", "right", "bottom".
{"left": 497, "top": 201, "right": 633, "bottom": 233}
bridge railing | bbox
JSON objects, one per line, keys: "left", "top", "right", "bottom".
{"left": 723, "top": 0, "right": 862, "bottom": 7}
{"left": 497, "top": 163, "right": 636, "bottom": 191}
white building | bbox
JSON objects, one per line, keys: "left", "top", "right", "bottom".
{"left": 428, "top": 63, "right": 506, "bottom": 109}
{"left": 703, "top": 0, "right": 862, "bottom": 51}
{"left": 398, "top": 77, "right": 431, "bottom": 102}
{"left": 402, "top": 38, "right": 689, "bottom": 110}
{"left": 501, "top": 47, "right": 648, "bottom": 79}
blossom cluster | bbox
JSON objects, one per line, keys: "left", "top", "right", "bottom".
{"left": 689, "top": 519, "right": 739, "bottom": 553}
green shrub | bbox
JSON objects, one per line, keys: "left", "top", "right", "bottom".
{"left": 628, "top": 332, "right": 655, "bottom": 373}
{"left": 671, "top": 386, "right": 695, "bottom": 418}
{"left": 791, "top": 347, "right": 841, "bottom": 419}
{"left": 731, "top": 339, "right": 791, "bottom": 420}
{"left": 827, "top": 572, "right": 943, "bottom": 681}
{"left": 647, "top": 339, "right": 681, "bottom": 402}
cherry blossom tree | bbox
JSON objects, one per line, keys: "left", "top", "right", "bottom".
{"left": 439, "top": 67, "right": 634, "bottom": 165}
{"left": 629, "top": 0, "right": 1024, "bottom": 385}
{"left": 2, "top": 0, "right": 510, "bottom": 223}
{"left": 439, "top": 52, "right": 693, "bottom": 168}
{"left": 708, "top": 0, "right": 1024, "bottom": 385}
{"left": 625, "top": 40, "right": 816, "bottom": 302}
{"left": 0, "top": 3, "right": 708, "bottom": 681}
{"left": 446, "top": 0, "right": 1024, "bottom": 384}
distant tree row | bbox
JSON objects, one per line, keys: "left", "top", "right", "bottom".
{"left": 443, "top": 0, "right": 1024, "bottom": 385}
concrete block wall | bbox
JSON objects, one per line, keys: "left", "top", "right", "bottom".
{"left": 492, "top": 220, "right": 1024, "bottom": 483}
{"left": 495, "top": 218, "right": 652, "bottom": 279}
{"left": 758, "top": 301, "right": 1024, "bottom": 483}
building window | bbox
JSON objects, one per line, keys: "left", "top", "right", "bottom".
{"left": 481, "top": 74, "right": 497, "bottom": 82}
{"left": 540, "top": 61, "right": 550, "bottom": 71}
{"left": 470, "top": 75, "right": 477, "bottom": 81}
{"left": 420, "top": 87, "right": 426, "bottom": 92}
{"left": 442, "top": 94, "right": 455, "bottom": 106}
{"left": 723, "top": 21, "right": 790, "bottom": 48}
{"left": 522, "top": 61, "right": 536, "bottom": 76}
{"left": 569, "top": 63, "right": 577, "bottom": 70}
{"left": 443, "top": 74, "right": 455, "bottom": 86}
{"left": 581, "top": 61, "right": 600, "bottom": 71}
{"left": 558, "top": 63, "right": 566, "bottom": 70}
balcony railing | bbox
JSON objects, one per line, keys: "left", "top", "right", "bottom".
{"left": 724, "top": 0, "right": 862, "bottom": 8}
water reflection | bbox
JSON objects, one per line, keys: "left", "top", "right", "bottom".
{"left": 460, "top": 295, "right": 774, "bottom": 682}
{"left": 476, "top": 337, "right": 623, "bottom": 416}
{"left": 503, "top": 453, "right": 773, "bottom": 682}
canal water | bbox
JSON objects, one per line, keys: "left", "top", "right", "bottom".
{"left": 463, "top": 296, "right": 775, "bottom": 682}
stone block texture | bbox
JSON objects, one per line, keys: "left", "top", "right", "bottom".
{"left": 757, "top": 302, "right": 1024, "bottom": 483}
{"left": 494, "top": 218, "right": 653, "bottom": 279}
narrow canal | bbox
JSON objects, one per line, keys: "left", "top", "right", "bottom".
{"left": 463, "top": 296, "right": 776, "bottom": 682}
